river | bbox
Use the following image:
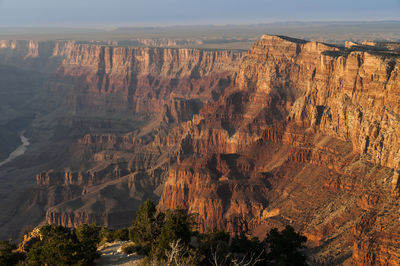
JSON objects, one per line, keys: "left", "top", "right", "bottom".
{"left": 0, "top": 132, "right": 30, "bottom": 167}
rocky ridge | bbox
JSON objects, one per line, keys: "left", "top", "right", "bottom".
{"left": 157, "top": 35, "right": 400, "bottom": 264}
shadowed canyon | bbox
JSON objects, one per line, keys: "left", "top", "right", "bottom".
{"left": 0, "top": 35, "right": 399, "bottom": 264}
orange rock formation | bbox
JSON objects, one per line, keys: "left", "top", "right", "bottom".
{"left": 1, "top": 36, "right": 399, "bottom": 264}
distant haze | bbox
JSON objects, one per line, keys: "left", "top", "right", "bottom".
{"left": 0, "top": 0, "right": 399, "bottom": 27}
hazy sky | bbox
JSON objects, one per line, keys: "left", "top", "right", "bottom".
{"left": 0, "top": 0, "right": 399, "bottom": 27}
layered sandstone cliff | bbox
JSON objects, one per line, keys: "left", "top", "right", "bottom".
{"left": 51, "top": 43, "right": 245, "bottom": 115}
{"left": 0, "top": 40, "right": 245, "bottom": 113}
{"left": 13, "top": 41, "right": 245, "bottom": 231}
{"left": 158, "top": 35, "right": 400, "bottom": 264}
{"left": 2, "top": 35, "right": 399, "bottom": 264}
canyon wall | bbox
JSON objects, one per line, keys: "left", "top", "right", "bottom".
{"left": 52, "top": 43, "right": 245, "bottom": 115}
{"left": 236, "top": 35, "right": 400, "bottom": 169}
{"left": 1, "top": 36, "right": 399, "bottom": 264}
{"left": 0, "top": 40, "right": 245, "bottom": 231}
{"left": 158, "top": 35, "right": 400, "bottom": 264}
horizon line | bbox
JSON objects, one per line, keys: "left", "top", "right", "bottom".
{"left": 0, "top": 19, "right": 400, "bottom": 30}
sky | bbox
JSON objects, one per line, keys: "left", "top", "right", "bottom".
{"left": 0, "top": 0, "right": 399, "bottom": 27}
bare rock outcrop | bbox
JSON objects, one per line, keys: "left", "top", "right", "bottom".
{"left": 2, "top": 36, "right": 400, "bottom": 264}
{"left": 158, "top": 35, "right": 400, "bottom": 263}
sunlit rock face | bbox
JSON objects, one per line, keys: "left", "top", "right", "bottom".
{"left": 51, "top": 43, "right": 245, "bottom": 114}
{"left": 0, "top": 40, "right": 245, "bottom": 240}
{"left": 38, "top": 44, "right": 245, "bottom": 230}
{"left": 158, "top": 35, "right": 400, "bottom": 263}
{"left": 1, "top": 35, "right": 400, "bottom": 263}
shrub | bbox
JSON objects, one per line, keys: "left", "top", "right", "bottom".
{"left": 76, "top": 223, "right": 101, "bottom": 245}
{"left": 129, "top": 199, "right": 163, "bottom": 245}
{"left": 121, "top": 242, "right": 142, "bottom": 254}
{"left": 25, "top": 224, "right": 100, "bottom": 266}
{"left": 99, "top": 227, "right": 114, "bottom": 245}
{"left": 198, "top": 229, "right": 231, "bottom": 264}
{"left": 265, "top": 225, "right": 308, "bottom": 265}
{"left": 153, "top": 209, "right": 196, "bottom": 259}
{"left": 114, "top": 228, "right": 129, "bottom": 241}
{"left": 0, "top": 240, "right": 25, "bottom": 265}
{"left": 75, "top": 223, "right": 101, "bottom": 263}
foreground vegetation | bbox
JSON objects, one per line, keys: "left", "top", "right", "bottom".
{"left": 1, "top": 200, "right": 308, "bottom": 265}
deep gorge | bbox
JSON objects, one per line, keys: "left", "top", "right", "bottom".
{"left": 0, "top": 36, "right": 399, "bottom": 264}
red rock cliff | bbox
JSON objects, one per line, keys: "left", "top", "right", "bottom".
{"left": 50, "top": 43, "right": 245, "bottom": 114}
{"left": 21, "top": 41, "right": 245, "bottom": 232}
{"left": 158, "top": 35, "right": 400, "bottom": 264}
{"left": 6, "top": 36, "right": 399, "bottom": 264}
